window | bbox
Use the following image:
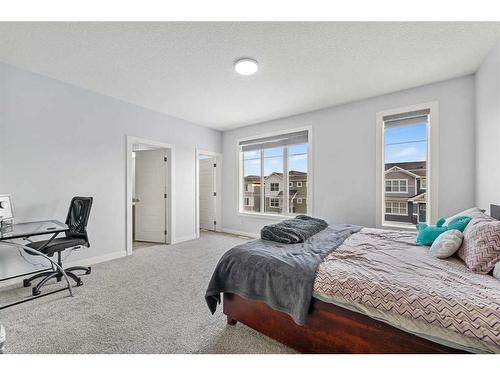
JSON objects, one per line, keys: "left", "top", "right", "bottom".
{"left": 385, "top": 179, "right": 408, "bottom": 193}
{"left": 382, "top": 108, "right": 429, "bottom": 226}
{"left": 421, "top": 178, "right": 427, "bottom": 190}
{"left": 297, "top": 198, "right": 303, "bottom": 204}
{"left": 239, "top": 130, "right": 309, "bottom": 216}
{"left": 244, "top": 197, "right": 250, "bottom": 206}
{"left": 385, "top": 201, "right": 408, "bottom": 215}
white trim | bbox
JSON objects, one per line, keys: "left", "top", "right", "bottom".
{"left": 385, "top": 178, "right": 409, "bottom": 193}
{"left": 126, "top": 135, "right": 175, "bottom": 255}
{"left": 384, "top": 166, "right": 420, "bottom": 179}
{"left": 237, "top": 126, "right": 313, "bottom": 219}
{"left": 237, "top": 212, "right": 285, "bottom": 221}
{"left": 385, "top": 201, "right": 408, "bottom": 215}
{"left": 376, "top": 101, "right": 438, "bottom": 228}
{"left": 222, "top": 228, "right": 258, "bottom": 238}
{"left": 174, "top": 234, "right": 198, "bottom": 243}
{"left": 195, "top": 149, "right": 223, "bottom": 239}
{"left": 297, "top": 198, "right": 303, "bottom": 204}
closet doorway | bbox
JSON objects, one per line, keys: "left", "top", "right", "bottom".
{"left": 196, "top": 149, "right": 222, "bottom": 237}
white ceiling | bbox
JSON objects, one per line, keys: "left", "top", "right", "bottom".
{"left": 1, "top": 22, "right": 500, "bottom": 130}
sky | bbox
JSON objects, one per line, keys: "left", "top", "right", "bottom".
{"left": 243, "top": 123, "right": 426, "bottom": 178}
{"left": 384, "top": 123, "right": 427, "bottom": 164}
{"left": 244, "top": 143, "right": 307, "bottom": 176}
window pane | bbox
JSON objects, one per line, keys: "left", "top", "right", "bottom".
{"left": 243, "top": 150, "right": 261, "bottom": 213}
{"left": 384, "top": 121, "right": 428, "bottom": 225}
{"left": 264, "top": 147, "right": 283, "bottom": 214}
{"left": 289, "top": 143, "right": 308, "bottom": 214}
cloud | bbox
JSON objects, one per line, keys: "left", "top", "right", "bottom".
{"left": 393, "top": 146, "right": 419, "bottom": 158}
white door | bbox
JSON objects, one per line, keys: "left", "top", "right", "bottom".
{"left": 199, "top": 157, "right": 216, "bottom": 231}
{"left": 135, "top": 149, "right": 167, "bottom": 243}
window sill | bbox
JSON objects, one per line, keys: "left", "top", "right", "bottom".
{"left": 381, "top": 222, "right": 417, "bottom": 231}
{"left": 238, "top": 212, "right": 297, "bottom": 221}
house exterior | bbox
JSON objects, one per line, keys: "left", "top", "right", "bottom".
{"left": 243, "top": 170, "right": 307, "bottom": 214}
{"left": 384, "top": 161, "right": 427, "bottom": 224}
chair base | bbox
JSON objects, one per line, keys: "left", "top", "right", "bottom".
{"left": 23, "top": 266, "right": 91, "bottom": 296}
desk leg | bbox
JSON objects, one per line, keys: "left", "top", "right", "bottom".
{"left": 1, "top": 241, "right": 73, "bottom": 297}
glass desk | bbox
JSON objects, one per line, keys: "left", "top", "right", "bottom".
{"left": 0, "top": 220, "right": 74, "bottom": 310}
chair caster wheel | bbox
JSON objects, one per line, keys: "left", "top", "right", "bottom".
{"left": 85, "top": 267, "right": 91, "bottom": 275}
{"left": 23, "top": 279, "right": 31, "bottom": 287}
{"left": 32, "top": 288, "right": 41, "bottom": 296}
{"left": 76, "top": 278, "right": 83, "bottom": 287}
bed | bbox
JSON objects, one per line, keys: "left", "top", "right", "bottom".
{"left": 206, "top": 215, "right": 500, "bottom": 354}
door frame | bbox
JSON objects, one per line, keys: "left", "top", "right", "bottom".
{"left": 126, "top": 135, "right": 175, "bottom": 255}
{"left": 195, "top": 149, "right": 222, "bottom": 238}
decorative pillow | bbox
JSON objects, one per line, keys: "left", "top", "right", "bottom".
{"left": 493, "top": 262, "right": 500, "bottom": 280}
{"left": 445, "top": 207, "right": 486, "bottom": 226}
{"left": 429, "top": 230, "right": 463, "bottom": 259}
{"left": 447, "top": 216, "right": 472, "bottom": 232}
{"left": 416, "top": 217, "right": 447, "bottom": 246}
{"left": 458, "top": 218, "right": 500, "bottom": 273}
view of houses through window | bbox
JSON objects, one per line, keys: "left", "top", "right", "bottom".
{"left": 241, "top": 130, "right": 309, "bottom": 216}
{"left": 383, "top": 110, "right": 429, "bottom": 225}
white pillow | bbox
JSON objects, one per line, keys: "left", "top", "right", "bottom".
{"left": 493, "top": 263, "right": 500, "bottom": 280}
{"left": 429, "top": 230, "right": 463, "bottom": 259}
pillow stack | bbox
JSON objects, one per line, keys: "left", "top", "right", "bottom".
{"left": 457, "top": 212, "right": 500, "bottom": 274}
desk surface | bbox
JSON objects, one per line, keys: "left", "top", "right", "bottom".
{"left": 0, "top": 220, "right": 68, "bottom": 240}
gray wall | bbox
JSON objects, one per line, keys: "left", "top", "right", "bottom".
{"left": 222, "top": 76, "right": 476, "bottom": 236}
{"left": 475, "top": 41, "right": 500, "bottom": 213}
{"left": 0, "top": 63, "right": 221, "bottom": 278}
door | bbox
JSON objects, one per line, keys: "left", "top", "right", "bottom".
{"left": 135, "top": 149, "right": 168, "bottom": 243}
{"left": 199, "top": 157, "right": 216, "bottom": 231}
{"left": 418, "top": 203, "right": 427, "bottom": 224}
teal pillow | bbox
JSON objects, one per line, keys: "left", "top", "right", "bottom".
{"left": 416, "top": 217, "right": 447, "bottom": 246}
{"left": 447, "top": 216, "right": 472, "bottom": 232}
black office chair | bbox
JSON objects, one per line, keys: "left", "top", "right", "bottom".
{"left": 23, "top": 196, "right": 93, "bottom": 296}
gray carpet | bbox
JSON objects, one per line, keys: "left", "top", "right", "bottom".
{"left": 0, "top": 232, "right": 295, "bottom": 354}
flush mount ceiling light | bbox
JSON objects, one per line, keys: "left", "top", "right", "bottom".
{"left": 234, "top": 58, "right": 259, "bottom": 76}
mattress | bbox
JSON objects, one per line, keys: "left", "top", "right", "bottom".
{"left": 313, "top": 228, "right": 500, "bottom": 353}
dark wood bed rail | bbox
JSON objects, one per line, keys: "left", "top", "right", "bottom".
{"left": 223, "top": 293, "right": 466, "bottom": 354}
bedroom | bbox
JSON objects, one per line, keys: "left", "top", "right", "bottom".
{"left": 1, "top": 1, "right": 500, "bottom": 373}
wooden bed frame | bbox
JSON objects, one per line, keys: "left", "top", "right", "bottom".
{"left": 223, "top": 293, "right": 466, "bottom": 354}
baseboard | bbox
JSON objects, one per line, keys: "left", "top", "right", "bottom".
{"left": 66, "top": 250, "right": 126, "bottom": 267}
{"left": 221, "top": 228, "right": 258, "bottom": 238}
{"left": 172, "top": 234, "right": 198, "bottom": 244}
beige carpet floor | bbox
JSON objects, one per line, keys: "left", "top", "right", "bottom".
{"left": 0, "top": 232, "right": 295, "bottom": 354}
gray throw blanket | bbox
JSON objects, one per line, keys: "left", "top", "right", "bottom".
{"left": 205, "top": 224, "right": 362, "bottom": 325}
{"left": 261, "top": 215, "right": 329, "bottom": 244}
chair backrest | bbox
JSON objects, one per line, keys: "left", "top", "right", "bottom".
{"left": 65, "top": 196, "right": 93, "bottom": 245}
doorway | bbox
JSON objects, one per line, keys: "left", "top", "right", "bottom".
{"left": 126, "top": 136, "right": 174, "bottom": 255}
{"left": 196, "top": 150, "right": 222, "bottom": 238}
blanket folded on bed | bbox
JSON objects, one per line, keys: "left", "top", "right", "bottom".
{"left": 205, "top": 224, "right": 362, "bottom": 325}
{"left": 260, "top": 215, "right": 329, "bottom": 244}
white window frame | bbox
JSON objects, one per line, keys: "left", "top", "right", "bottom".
{"left": 238, "top": 127, "right": 313, "bottom": 219}
{"left": 244, "top": 197, "right": 250, "bottom": 206}
{"left": 297, "top": 198, "right": 303, "bottom": 204}
{"left": 296, "top": 181, "right": 303, "bottom": 187}
{"left": 289, "top": 182, "right": 293, "bottom": 187}
{"left": 420, "top": 178, "right": 427, "bottom": 190}
{"left": 269, "top": 198, "right": 280, "bottom": 208}
{"left": 270, "top": 182, "right": 280, "bottom": 192}
{"left": 376, "top": 102, "right": 438, "bottom": 229}
{"left": 385, "top": 179, "right": 408, "bottom": 193}
{"left": 385, "top": 201, "right": 408, "bottom": 216}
